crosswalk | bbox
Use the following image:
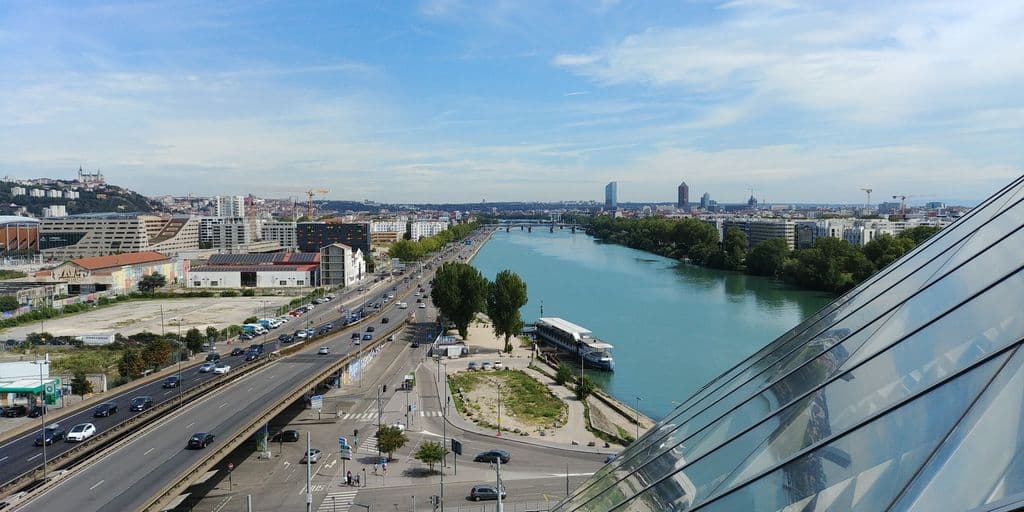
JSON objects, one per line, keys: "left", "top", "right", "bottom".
{"left": 339, "top": 410, "right": 443, "bottom": 420}
{"left": 358, "top": 435, "right": 377, "bottom": 455}
{"left": 316, "top": 489, "right": 358, "bottom": 512}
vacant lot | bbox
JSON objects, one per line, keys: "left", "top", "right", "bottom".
{"left": 449, "top": 369, "right": 566, "bottom": 431}
{"left": 0, "top": 296, "right": 293, "bottom": 339}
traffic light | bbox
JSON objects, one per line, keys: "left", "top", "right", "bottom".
{"left": 354, "top": 428, "right": 359, "bottom": 437}
{"left": 383, "top": 384, "right": 387, "bottom": 393}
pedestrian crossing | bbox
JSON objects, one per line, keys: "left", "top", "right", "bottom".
{"left": 358, "top": 435, "right": 377, "bottom": 455}
{"left": 316, "top": 489, "right": 358, "bottom": 512}
{"left": 339, "top": 410, "right": 443, "bottom": 420}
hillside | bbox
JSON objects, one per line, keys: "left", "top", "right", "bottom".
{"left": 0, "top": 180, "right": 158, "bottom": 216}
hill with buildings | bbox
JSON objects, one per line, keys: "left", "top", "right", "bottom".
{"left": 0, "top": 175, "right": 158, "bottom": 217}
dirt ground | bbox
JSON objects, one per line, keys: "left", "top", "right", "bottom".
{"left": 0, "top": 296, "right": 294, "bottom": 339}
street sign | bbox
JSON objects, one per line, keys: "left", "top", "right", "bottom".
{"left": 451, "top": 439, "right": 463, "bottom": 456}
{"left": 338, "top": 436, "right": 349, "bottom": 449}
{"left": 340, "top": 448, "right": 352, "bottom": 460}
{"left": 310, "top": 395, "right": 324, "bottom": 411}
{"left": 409, "top": 403, "right": 417, "bottom": 412}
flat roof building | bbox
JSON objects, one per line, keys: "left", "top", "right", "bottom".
{"left": 296, "top": 222, "right": 370, "bottom": 255}
{"left": 39, "top": 213, "right": 200, "bottom": 260}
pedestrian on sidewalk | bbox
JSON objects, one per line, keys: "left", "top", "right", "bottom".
{"left": 354, "top": 474, "right": 360, "bottom": 486}
{"left": 346, "top": 470, "right": 352, "bottom": 486}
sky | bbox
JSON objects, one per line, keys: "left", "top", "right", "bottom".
{"left": 1, "top": 0, "right": 1022, "bottom": 204}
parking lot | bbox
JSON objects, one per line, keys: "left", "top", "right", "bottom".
{"left": 0, "top": 296, "right": 295, "bottom": 340}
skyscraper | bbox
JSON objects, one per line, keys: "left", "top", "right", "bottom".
{"left": 215, "top": 196, "right": 245, "bottom": 218}
{"left": 553, "top": 175, "right": 1024, "bottom": 512}
{"left": 700, "top": 192, "right": 711, "bottom": 209}
{"left": 677, "top": 181, "right": 690, "bottom": 210}
{"left": 605, "top": 181, "right": 618, "bottom": 209}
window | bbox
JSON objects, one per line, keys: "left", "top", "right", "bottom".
{"left": 210, "top": 281, "right": 218, "bottom": 286}
{"left": 297, "top": 280, "right": 304, "bottom": 286}
{"left": 193, "top": 282, "right": 201, "bottom": 287}
{"left": 279, "top": 280, "right": 287, "bottom": 286}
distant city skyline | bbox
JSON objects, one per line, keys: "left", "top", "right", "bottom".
{"left": 1, "top": 1, "right": 1020, "bottom": 203}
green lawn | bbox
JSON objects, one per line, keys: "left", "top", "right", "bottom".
{"left": 448, "top": 369, "right": 565, "bottom": 426}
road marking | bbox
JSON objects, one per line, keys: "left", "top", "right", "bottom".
{"left": 164, "top": 390, "right": 174, "bottom": 395}
{"left": 219, "top": 403, "right": 228, "bottom": 408}
{"left": 89, "top": 479, "right": 105, "bottom": 491}
{"left": 0, "top": 456, "right": 7, "bottom": 463}
{"left": 186, "top": 422, "right": 195, "bottom": 429}
{"left": 144, "top": 448, "right": 155, "bottom": 456}
{"left": 26, "top": 453, "right": 41, "bottom": 461}
{"left": 247, "top": 387, "right": 254, "bottom": 392}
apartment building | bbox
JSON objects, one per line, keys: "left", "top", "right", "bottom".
{"left": 410, "top": 220, "right": 448, "bottom": 241}
{"left": 260, "top": 220, "right": 297, "bottom": 250}
{"left": 722, "top": 219, "right": 797, "bottom": 250}
{"left": 39, "top": 213, "right": 200, "bottom": 260}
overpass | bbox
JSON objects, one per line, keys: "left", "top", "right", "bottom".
{"left": 495, "top": 222, "right": 582, "bottom": 233}
{"left": 10, "top": 232, "right": 487, "bottom": 512}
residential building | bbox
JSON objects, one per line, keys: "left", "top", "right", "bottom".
{"left": 42, "top": 205, "right": 67, "bottom": 218}
{"left": 38, "top": 213, "right": 200, "bottom": 260}
{"left": 677, "top": 181, "right": 689, "bottom": 211}
{"left": 552, "top": 175, "right": 1024, "bottom": 512}
{"left": 722, "top": 219, "right": 796, "bottom": 250}
{"left": 208, "top": 217, "right": 251, "bottom": 253}
{"left": 36, "top": 251, "right": 185, "bottom": 294}
{"left": 260, "top": 220, "right": 297, "bottom": 250}
{"left": 215, "top": 195, "right": 245, "bottom": 218}
{"left": 410, "top": 220, "right": 448, "bottom": 241}
{"left": 296, "top": 222, "right": 371, "bottom": 255}
{"left": 605, "top": 181, "right": 618, "bottom": 209}
{"left": 29, "top": 189, "right": 44, "bottom": 198}
{"left": 319, "top": 243, "right": 366, "bottom": 287}
{"left": 10, "top": 187, "right": 25, "bottom": 196}
{"left": 45, "top": 190, "right": 62, "bottom": 199}
{"left": 370, "top": 219, "right": 405, "bottom": 246}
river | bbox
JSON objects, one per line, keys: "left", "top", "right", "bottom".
{"left": 470, "top": 229, "right": 833, "bottom": 420}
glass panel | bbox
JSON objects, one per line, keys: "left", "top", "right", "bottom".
{"left": 620, "top": 353, "right": 1006, "bottom": 512}
{"left": 892, "top": 346, "right": 1024, "bottom": 512}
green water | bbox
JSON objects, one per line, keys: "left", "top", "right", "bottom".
{"left": 470, "top": 229, "right": 833, "bottom": 420}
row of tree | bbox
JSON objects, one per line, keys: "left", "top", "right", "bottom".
{"left": 587, "top": 216, "right": 941, "bottom": 293}
{"left": 388, "top": 222, "right": 479, "bottom": 262}
{"left": 430, "top": 263, "right": 528, "bottom": 351}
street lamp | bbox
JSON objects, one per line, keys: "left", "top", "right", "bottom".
{"left": 31, "top": 360, "right": 49, "bottom": 481}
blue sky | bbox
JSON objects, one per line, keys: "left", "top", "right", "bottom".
{"left": 1, "top": 0, "right": 1021, "bottom": 204}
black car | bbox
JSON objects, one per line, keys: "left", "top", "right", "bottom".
{"left": 245, "top": 352, "right": 259, "bottom": 361}
{"left": 162, "top": 375, "right": 181, "bottom": 388}
{"left": 93, "top": 402, "right": 118, "bottom": 417}
{"left": 130, "top": 396, "right": 154, "bottom": 411}
{"left": 366, "top": 326, "right": 375, "bottom": 332}
{"left": 34, "top": 424, "right": 66, "bottom": 446}
{"left": 27, "top": 405, "right": 46, "bottom": 418}
{"left": 188, "top": 432, "right": 215, "bottom": 449}
{"left": 474, "top": 450, "right": 511, "bottom": 464}
{"left": 381, "top": 317, "right": 389, "bottom": 324}
{"left": 470, "top": 484, "right": 507, "bottom": 502}
{"left": 351, "top": 332, "right": 361, "bottom": 340}
{"left": 205, "top": 352, "right": 221, "bottom": 362}
{"left": 2, "top": 405, "right": 27, "bottom": 418}
{"left": 271, "top": 429, "right": 300, "bottom": 442}
{"left": 278, "top": 334, "right": 292, "bottom": 343}
{"left": 230, "top": 347, "right": 245, "bottom": 356}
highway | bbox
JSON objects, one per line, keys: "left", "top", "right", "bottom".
{"left": 13, "top": 233, "right": 486, "bottom": 512}
{"left": 0, "top": 275, "right": 392, "bottom": 490}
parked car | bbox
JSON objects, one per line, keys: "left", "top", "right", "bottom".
{"left": 492, "top": 361, "right": 503, "bottom": 370}
{"left": 318, "top": 346, "right": 330, "bottom": 355}
{"left": 230, "top": 348, "right": 245, "bottom": 356}
{"left": 467, "top": 361, "right": 479, "bottom": 371}
{"left": 419, "top": 303, "right": 426, "bottom": 309}
{"left": 199, "top": 362, "right": 215, "bottom": 373}
{"left": 162, "top": 375, "right": 181, "bottom": 388}
{"left": 188, "top": 432, "right": 215, "bottom": 449}
{"left": 473, "top": 450, "right": 511, "bottom": 464}
{"left": 27, "top": 405, "right": 46, "bottom": 418}
{"left": 271, "top": 429, "right": 300, "bottom": 442}
{"left": 34, "top": 423, "right": 65, "bottom": 446}
{"left": 2, "top": 405, "right": 27, "bottom": 418}
{"left": 470, "top": 484, "right": 507, "bottom": 501}
{"left": 323, "top": 323, "right": 333, "bottom": 330}
{"left": 65, "top": 423, "right": 97, "bottom": 442}
{"left": 93, "top": 401, "right": 118, "bottom": 417}
{"left": 213, "top": 363, "right": 231, "bottom": 374}
{"left": 239, "top": 332, "right": 255, "bottom": 341}
{"left": 481, "top": 362, "right": 492, "bottom": 371}
{"left": 130, "top": 396, "right": 154, "bottom": 411}
{"left": 300, "top": 448, "right": 323, "bottom": 464}
{"left": 388, "top": 335, "right": 396, "bottom": 342}
{"left": 391, "top": 422, "right": 406, "bottom": 432}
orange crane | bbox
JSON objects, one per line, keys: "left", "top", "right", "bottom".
{"left": 306, "top": 189, "right": 329, "bottom": 218}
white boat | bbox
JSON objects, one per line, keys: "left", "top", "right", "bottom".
{"left": 535, "top": 317, "right": 615, "bottom": 371}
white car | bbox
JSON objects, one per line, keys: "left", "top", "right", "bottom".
{"left": 199, "top": 362, "right": 215, "bottom": 373}
{"left": 213, "top": 363, "right": 231, "bottom": 374}
{"left": 66, "top": 423, "right": 97, "bottom": 442}
{"left": 493, "top": 361, "right": 503, "bottom": 370}
{"left": 391, "top": 422, "right": 406, "bottom": 432}
{"left": 419, "top": 303, "right": 426, "bottom": 309}
{"left": 318, "top": 346, "right": 330, "bottom": 355}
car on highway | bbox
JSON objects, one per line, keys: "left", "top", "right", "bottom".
{"left": 473, "top": 449, "right": 511, "bottom": 464}
{"left": 470, "top": 484, "right": 507, "bottom": 501}
{"left": 213, "top": 363, "right": 231, "bottom": 374}
{"left": 271, "top": 429, "right": 300, "bottom": 442}
{"left": 205, "top": 352, "right": 221, "bottom": 362}
{"left": 34, "top": 423, "right": 65, "bottom": 446}
{"left": 130, "top": 396, "right": 154, "bottom": 411}
{"left": 188, "top": 432, "right": 215, "bottom": 449}
{"left": 2, "top": 405, "right": 27, "bottom": 418}
{"left": 65, "top": 423, "right": 97, "bottom": 442}
{"left": 162, "top": 375, "right": 181, "bottom": 388}
{"left": 388, "top": 335, "right": 396, "bottom": 342}
{"left": 366, "top": 326, "right": 375, "bottom": 332}
{"left": 300, "top": 448, "right": 323, "bottom": 464}
{"left": 604, "top": 454, "right": 617, "bottom": 463}
{"left": 278, "top": 334, "right": 294, "bottom": 343}
{"left": 351, "top": 332, "right": 361, "bottom": 340}
{"left": 419, "top": 303, "right": 426, "bottom": 309}
{"left": 362, "top": 334, "right": 372, "bottom": 341}
{"left": 245, "top": 351, "right": 259, "bottom": 361}
{"left": 318, "top": 346, "right": 330, "bottom": 355}
{"left": 416, "top": 297, "right": 423, "bottom": 303}
{"left": 230, "top": 347, "right": 246, "bottom": 356}
{"left": 199, "top": 362, "right": 216, "bottom": 373}
{"left": 295, "top": 330, "right": 308, "bottom": 340}
{"left": 93, "top": 401, "right": 118, "bottom": 417}
{"left": 324, "top": 323, "right": 333, "bottom": 330}
{"left": 381, "top": 317, "right": 389, "bottom": 324}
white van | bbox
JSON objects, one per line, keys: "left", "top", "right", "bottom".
{"left": 398, "top": 302, "right": 408, "bottom": 309}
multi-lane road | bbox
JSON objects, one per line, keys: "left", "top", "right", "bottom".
{"left": 12, "top": 232, "right": 487, "bottom": 512}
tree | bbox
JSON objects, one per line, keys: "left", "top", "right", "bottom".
{"left": 746, "top": 238, "right": 791, "bottom": 277}
{"left": 205, "top": 326, "right": 219, "bottom": 341}
{"left": 138, "top": 272, "right": 167, "bottom": 292}
{"left": 243, "top": 316, "right": 258, "bottom": 325}
{"left": 486, "top": 270, "right": 528, "bottom": 353}
{"left": 118, "top": 348, "right": 146, "bottom": 379}
{"left": 70, "top": 371, "right": 93, "bottom": 398}
{"left": 575, "top": 375, "right": 596, "bottom": 400}
{"left": 862, "top": 234, "right": 916, "bottom": 270}
{"left": 899, "top": 225, "right": 941, "bottom": 244}
{"left": 0, "top": 296, "right": 19, "bottom": 312}
{"left": 413, "top": 441, "right": 448, "bottom": 472}
{"left": 721, "top": 227, "right": 748, "bottom": 270}
{"left": 431, "top": 262, "right": 489, "bottom": 338}
{"left": 141, "top": 338, "right": 173, "bottom": 370}
{"left": 375, "top": 425, "right": 409, "bottom": 461}
{"left": 782, "top": 237, "right": 876, "bottom": 293}
{"left": 26, "top": 332, "right": 53, "bottom": 345}
{"left": 184, "top": 328, "right": 205, "bottom": 353}
{"left": 555, "top": 364, "right": 573, "bottom": 386}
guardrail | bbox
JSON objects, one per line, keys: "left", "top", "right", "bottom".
{"left": 142, "top": 318, "right": 411, "bottom": 512}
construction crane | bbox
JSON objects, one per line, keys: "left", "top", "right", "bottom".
{"left": 305, "top": 189, "right": 329, "bottom": 218}
{"left": 860, "top": 188, "right": 873, "bottom": 208}
{"left": 892, "top": 195, "right": 907, "bottom": 218}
